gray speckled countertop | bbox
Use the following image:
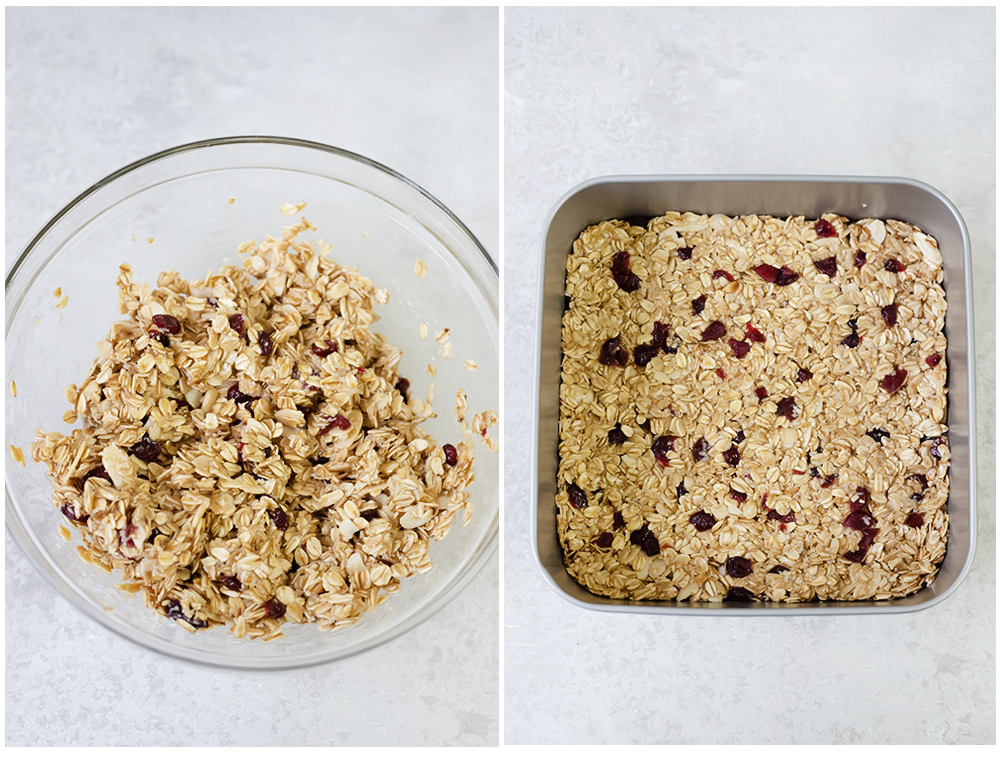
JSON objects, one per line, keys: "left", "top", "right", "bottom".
{"left": 504, "top": 6, "right": 995, "bottom": 745}
{"left": 5, "top": 7, "right": 499, "bottom": 747}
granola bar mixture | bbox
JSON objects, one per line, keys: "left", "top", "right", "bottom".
{"left": 558, "top": 212, "right": 949, "bottom": 602}
{"left": 31, "top": 213, "right": 490, "bottom": 638}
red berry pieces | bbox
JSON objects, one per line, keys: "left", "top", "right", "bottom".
{"left": 767, "top": 509, "right": 796, "bottom": 523}
{"left": 844, "top": 511, "right": 875, "bottom": 531}
{"left": 693, "top": 437, "right": 710, "bottom": 462}
{"left": 844, "top": 528, "right": 880, "bottom": 564}
{"left": 152, "top": 314, "right": 181, "bottom": 334}
{"left": 797, "top": 368, "right": 813, "bottom": 382}
{"left": 768, "top": 565, "right": 789, "bottom": 574}
{"left": 218, "top": 575, "right": 242, "bottom": 592}
{"left": 820, "top": 474, "right": 838, "bottom": 488}
{"left": 725, "top": 587, "right": 756, "bottom": 602}
{"left": 652, "top": 321, "right": 669, "bottom": 348}
{"left": 80, "top": 465, "right": 110, "bottom": 485}
{"left": 677, "top": 246, "right": 693, "bottom": 260}
{"left": 815, "top": 256, "right": 838, "bottom": 277}
{"left": 715, "top": 368, "right": 726, "bottom": 379}
{"left": 905, "top": 512, "right": 925, "bottom": 528}
{"left": 633, "top": 343, "right": 659, "bottom": 368}
{"left": 269, "top": 508, "right": 289, "bottom": 531}
{"left": 744, "top": 322, "right": 765, "bottom": 343}
{"left": 61, "top": 503, "right": 89, "bottom": 524}
{"left": 567, "top": 484, "right": 588, "bottom": 509}
{"left": 395, "top": 377, "right": 410, "bottom": 402}
{"left": 440, "top": 443, "right": 458, "bottom": 467}
{"left": 150, "top": 331, "right": 171, "bottom": 347}
{"left": 880, "top": 368, "right": 907, "bottom": 394}
{"left": 726, "top": 556, "right": 753, "bottom": 578}
{"left": 754, "top": 263, "right": 779, "bottom": 283}
{"left": 701, "top": 320, "right": 726, "bottom": 341}
{"left": 754, "top": 264, "right": 799, "bottom": 285}
{"left": 909, "top": 473, "right": 929, "bottom": 491}
{"left": 610, "top": 251, "right": 641, "bottom": 292}
{"left": 608, "top": 424, "right": 626, "bottom": 446}
{"left": 712, "top": 269, "right": 735, "bottom": 282}
{"left": 929, "top": 437, "right": 944, "bottom": 460}
{"left": 884, "top": 258, "right": 906, "bottom": 273}
{"left": 164, "top": 599, "right": 208, "bottom": 629}
{"left": 595, "top": 531, "right": 614, "bottom": 548}
{"left": 599, "top": 337, "right": 629, "bottom": 367}
{"left": 723, "top": 445, "right": 741, "bottom": 467}
{"left": 629, "top": 525, "right": 661, "bottom": 556}
{"left": 755, "top": 387, "right": 768, "bottom": 399}
{"left": 881, "top": 303, "right": 898, "bottom": 327}
{"left": 815, "top": 219, "right": 838, "bottom": 238}
{"left": 360, "top": 508, "right": 379, "bottom": 521}
{"left": 841, "top": 318, "right": 861, "bottom": 348}
{"left": 776, "top": 397, "right": 798, "bottom": 420}
{"left": 311, "top": 340, "right": 339, "bottom": 358}
{"left": 692, "top": 294, "right": 707, "bottom": 315}
{"left": 228, "top": 314, "right": 246, "bottom": 336}
{"left": 130, "top": 434, "right": 162, "bottom": 463}
{"left": 227, "top": 384, "right": 258, "bottom": 408}
{"left": 651, "top": 435, "right": 676, "bottom": 466}
{"left": 612, "top": 510, "right": 626, "bottom": 530}
{"left": 774, "top": 266, "right": 800, "bottom": 286}
{"left": 850, "top": 487, "right": 871, "bottom": 512}
{"left": 926, "top": 353, "right": 942, "bottom": 367}
{"left": 854, "top": 250, "right": 867, "bottom": 268}
{"left": 258, "top": 330, "right": 274, "bottom": 356}
{"left": 689, "top": 510, "right": 717, "bottom": 532}
{"left": 264, "top": 598, "right": 286, "bottom": 619}
{"left": 729, "top": 488, "right": 747, "bottom": 502}
{"left": 728, "top": 339, "right": 750, "bottom": 358}
{"left": 865, "top": 428, "right": 890, "bottom": 444}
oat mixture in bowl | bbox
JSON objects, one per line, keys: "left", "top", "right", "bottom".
{"left": 557, "top": 211, "right": 948, "bottom": 603}
{"left": 6, "top": 137, "right": 499, "bottom": 668}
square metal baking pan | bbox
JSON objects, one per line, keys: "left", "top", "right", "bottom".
{"left": 531, "top": 175, "right": 976, "bottom": 615}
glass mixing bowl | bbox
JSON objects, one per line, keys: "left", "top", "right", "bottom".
{"left": 5, "top": 136, "right": 499, "bottom": 669}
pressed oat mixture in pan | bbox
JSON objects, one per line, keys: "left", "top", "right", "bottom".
{"left": 31, "top": 212, "right": 496, "bottom": 639}
{"left": 557, "top": 212, "right": 949, "bottom": 602}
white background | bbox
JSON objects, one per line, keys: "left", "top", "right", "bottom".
{"left": 5, "top": 7, "right": 499, "bottom": 747}
{"left": 504, "top": 6, "right": 995, "bottom": 744}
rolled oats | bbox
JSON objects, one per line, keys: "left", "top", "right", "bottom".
{"left": 30, "top": 211, "right": 492, "bottom": 638}
{"left": 558, "top": 212, "right": 949, "bottom": 603}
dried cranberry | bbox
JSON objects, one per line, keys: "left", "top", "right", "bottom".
{"left": 130, "top": 435, "right": 161, "bottom": 463}
{"left": 728, "top": 338, "right": 750, "bottom": 358}
{"left": 925, "top": 353, "right": 942, "bottom": 368}
{"left": 712, "top": 269, "right": 735, "bottom": 282}
{"left": 905, "top": 512, "right": 925, "bottom": 528}
{"left": 676, "top": 482, "right": 688, "bottom": 498}
{"left": 796, "top": 368, "right": 813, "bottom": 382}
{"left": 598, "top": 337, "right": 629, "bottom": 367}
{"left": 228, "top": 314, "right": 246, "bottom": 336}
{"left": 608, "top": 425, "right": 626, "bottom": 445}
{"left": 881, "top": 303, "right": 898, "bottom": 328}
{"left": 850, "top": 487, "right": 871, "bottom": 512}
{"left": 814, "top": 256, "right": 838, "bottom": 277}
{"left": 164, "top": 599, "right": 208, "bottom": 629}
{"left": 693, "top": 437, "right": 710, "bottom": 462}
{"left": 567, "top": 484, "right": 588, "bottom": 510}
{"left": 150, "top": 331, "right": 170, "bottom": 347}
{"left": 776, "top": 397, "right": 798, "bottom": 420}
{"left": 677, "top": 246, "right": 693, "bottom": 260}
{"left": 595, "top": 531, "right": 614, "bottom": 548}
{"left": 715, "top": 368, "right": 726, "bottom": 379}
{"left": 258, "top": 330, "right": 274, "bottom": 356}
{"left": 725, "top": 587, "right": 756, "bottom": 602}
{"left": 269, "top": 508, "right": 289, "bottom": 531}
{"left": 774, "top": 266, "right": 800, "bottom": 286}
{"left": 152, "top": 314, "right": 181, "bottom": 334}
{"left": 815, "top": 219, "right": 838, "bottom": 238}
{"left": 219, "top": 575, "right": 242, "bottom": 592}
{"left": 443, "top": 444, "right": 459, "bottom": 466}
{"left": 865, "top": 428, "right": 890, "bottom": 444}
{"left": 744, "top": 322, "right": 765, "bottom": 343}
{"left": 689, "top": 510, "right": 716, "bottom": 532}
{"left": 880, "top": 368, "right": 907, "bottom": 394}
{"left": 729, "top": 488, "right": 747, "bottom": 503}
{"left": 733, "top": 430, "right": 745, "bottom": 444}
{"left": 651, "top": 435, "right": 676, "bottom": 466}
{"left": 841, "top": 318, "right": 861, "bottom": 348}
{"left": 612, "top": 510, "right": 626, "bottom": 530}
{"left": 60, "top": 503, "right": 89, "bottom": 523}
{"left": 755, "top": 387, "right": 768, "bottom": 399}
{"left": 723, "top": 445, "right": 741, "bottom": 467}
{"left": 929, "top": 437, "right": 944, "bottom": 460}
{"left": 767, "top": 509, "right": 796, "bottom": 523}
{"left": 854, "top": 251, "right": 867, "bottom": 268}
{"left": 844, "top": 511, "right": 875, "bottom": 531}
{"left": 395, "top": 377, "right": 411, "bottom": 402}
{"left": 80, "top": 465, "right": 110, "bottom": 485}
{"left": 884, "top": 258, "right": 906, "bottom": 273}
{"left": 311, "top": 340, "right": 339, "bottom": 358}
{"left": 634, "top": 343, "right": 660, "bottom": 367}
{"left": 610, "top": 251, "right": 641, "bottom": 292}
{"left": 844, "top": 528, "right": 879, "bottom": 563}
{"left": 263, "top": 598, "right": 286, "bottom": 619}
{"left": 768, "top": 565, "right": 789, "bottom": 574}
{"left": 638, "top": 418, "right": 652, "bottom": 434}
{"left": 629, "top": 525, "right": 661, "bottom": 556}
{"left": 754, "top": 264, "right": 778, "bottom": 283}
{"left": 909, "top": 473, "right": 929, "bottom": 491}
{"left": 701, "top": 320, "right": 726, "bottom": 341}
{"left": 820, "top": 474, "right": 837, "bottom": 489}
{"left": 726, "top": 556, "right": 753, "bottom": 578}
{"left": 227, "top": 384, "right": 258, "bottom": 407}
{"left": 692, "top": 294, "right": 707, "bottom": 315}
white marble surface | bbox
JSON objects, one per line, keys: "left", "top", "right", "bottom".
{"left": 504, "top": 6, "right": 995, "bottom": 745}
{"left": 5, "top": 7, "right": 499, "bottom": 747}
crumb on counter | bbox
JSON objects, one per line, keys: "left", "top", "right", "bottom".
{"left": 10, "top": 380, "right": 16, "bottom": 398}
{"left": 10, "top": 445, "right": 25, "bottom": 466}
{"left": 465, "top": 360, "right": 478, "bottom": 371}
{"left": 279, "top": 201, "right": 307, "bottom": 216}
{"left": 414, "top": 260, "right": 428, "bottom": 278}
{"left": 57, "top": 295, "right": 69, "bottom": 309}
{"left": 228, "top": 198, "right": 235, "bottom": 205}
{"left": 428, "top": 364, "right": 437, "bottom": 377}
{"left": 420, "top": 323, "right": 429, "bottom": 340}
